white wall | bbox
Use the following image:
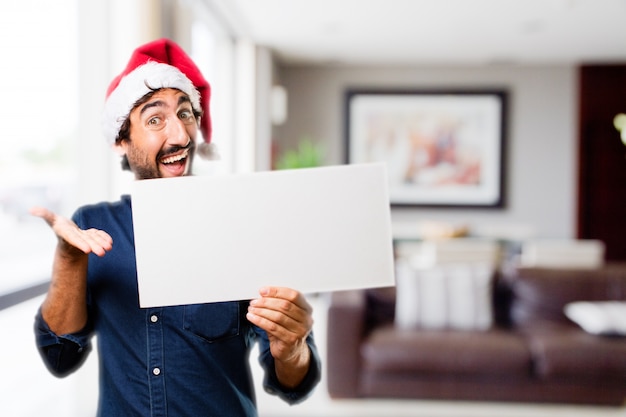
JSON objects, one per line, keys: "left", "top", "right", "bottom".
{"left": 275, "top": 65, "right": 578, "bottom": 240}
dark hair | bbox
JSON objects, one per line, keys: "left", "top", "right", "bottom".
{"left": 116, "top": 117, "right": 132, "bottom": 171}
{"left": 115, "top": 86, "right": 203, "bottom": 172}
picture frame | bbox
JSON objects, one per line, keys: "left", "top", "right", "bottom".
{"left": 345, "top": 89, "right": 507, "bottom": 208}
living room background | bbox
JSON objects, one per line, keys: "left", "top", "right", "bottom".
{"left": 273, "top": 65, "right": 578, "bottom": 241}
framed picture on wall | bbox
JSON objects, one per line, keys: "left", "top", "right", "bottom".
{"left": 345, "top": 89, "right": 507, "bottom": 208}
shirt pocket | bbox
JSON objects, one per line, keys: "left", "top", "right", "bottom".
{"left": 182, "top": 302, "right": 241, "bottom": 343}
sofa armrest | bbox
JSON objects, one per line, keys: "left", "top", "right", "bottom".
{"left": 326, "top": 289, "right": 367, "bottom": 398}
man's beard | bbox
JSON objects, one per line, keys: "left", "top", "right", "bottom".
{"left": 128, "top": 143, "right": 195, "bottom": 180}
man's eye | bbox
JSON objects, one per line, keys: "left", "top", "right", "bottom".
{"left": 147, "top": 117, "right": 161, "bottom": 126}
{"left": 179, "top": 110, "right": 194, "bottom": 121}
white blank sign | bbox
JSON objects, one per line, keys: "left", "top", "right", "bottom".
{"left": 131, "top": 163, "right": 395, "bottom": 307}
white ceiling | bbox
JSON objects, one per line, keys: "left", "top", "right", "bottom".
{"left": 208, "top": 0, "right": 626, "bottom": 66}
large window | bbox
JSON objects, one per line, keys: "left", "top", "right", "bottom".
{"left": 0, "top": 1, "right": 78, "bottom": 295}
{"left": 0, "top": 1, "right": 238, "bottom": 416}
{"left": 0, "top": 1, "right": 236, "bottom": 296}
{"left": 0, "top": 3, "right": 85, "bottom": 415}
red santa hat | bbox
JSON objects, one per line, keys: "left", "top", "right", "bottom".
{"left": 102, "top": 38, "right": 217, "bottom": 159}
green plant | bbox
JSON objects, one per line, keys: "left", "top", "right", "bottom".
{"left": 275, "top": 139, "right": 324, "bottom": 170}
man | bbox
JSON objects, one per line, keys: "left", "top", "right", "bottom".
{"left": 32, "top": 38, "right": 321, "bottom": 416}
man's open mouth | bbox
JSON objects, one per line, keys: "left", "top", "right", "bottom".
{"left": 161, "top": 148, "right": 190, "bottom": 165}
{"left": 159, "top": 147, "right": 192, "bottom": 177}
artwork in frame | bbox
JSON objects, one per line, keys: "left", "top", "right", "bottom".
{"left": 345, "top": 89, "right": 507, "bottom": 208}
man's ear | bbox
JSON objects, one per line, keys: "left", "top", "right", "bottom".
{"left": 112, "top": 141, "right": 127, "bottom": 156}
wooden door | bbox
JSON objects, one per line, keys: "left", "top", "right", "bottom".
{"left": 578, "top": 64, "right": 626, "bottom": 261}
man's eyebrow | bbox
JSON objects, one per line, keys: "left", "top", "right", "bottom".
{"left": 138, "top": 94, "right": 192, "bottom": 116}
{"left": 178, "top": 95, "right": 192, "bottom": 106}
{"left": 139, "top": 100, "right": 164, "bottom": 116}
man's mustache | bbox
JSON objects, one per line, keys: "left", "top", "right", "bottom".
{"left": 158, "top": 140, "right": 193, "bottom": 159}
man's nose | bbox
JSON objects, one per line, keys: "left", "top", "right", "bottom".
{"left": 166, "top": 116, "right": 191, "bottom": 146}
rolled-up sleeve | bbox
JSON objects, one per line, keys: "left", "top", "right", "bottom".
{"left": 34, "top": 308, "right": 93, "bottom": 377}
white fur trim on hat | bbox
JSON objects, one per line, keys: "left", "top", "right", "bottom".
{"left": 101, "top": 61, "right": 202, "bottom": 144}
{"left": 197, "top": 141, "right": 220, "bottom": 160}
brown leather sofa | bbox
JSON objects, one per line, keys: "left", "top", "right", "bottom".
{"left": 326, "top": 264, "right": 626, "bottom": 406}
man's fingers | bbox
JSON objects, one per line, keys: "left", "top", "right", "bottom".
{"left": 30, "top": 206, "right": 113, "bottom": 257}
{"left": 249, "top": 286, "right": 314, "bottom": 337}
{"left": 69, "top": 229, "right": 113, "bottom": 256}
{"left": 90, "top": 229, "right": 113, "bottom": 256}
{"left": 29, "top": 206, "right": 56, "bottom": 226}
{"left": 91, "top": 229, "right": 114, "bottom": 250}
{"left": 257, "top": 286, "right": 312, "bottom": 314}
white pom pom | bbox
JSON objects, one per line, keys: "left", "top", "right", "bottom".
{"left": 197, "top": 142, "right": 220, "bottom": 160}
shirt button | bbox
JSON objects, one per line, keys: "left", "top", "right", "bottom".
{"left": 153, "top": 367, "right": 161, "bottom": 376}
{"left": 150, "top": 315, "right": 158, "bottom": 323}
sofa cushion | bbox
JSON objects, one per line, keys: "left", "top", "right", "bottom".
{"left": 395, "top": 261, "right": 495, "bottom": 330}
{"left": 361, "top": 325, "right": 529, "bottom": 376}
{"left": 509, "top": 267, "right": 626, "bottom": 328}
{"left": 526, "top": 328, "right": 626, "bottom": 381}
{"left": 564, "top": 301, "right": 626, "bottom": 336}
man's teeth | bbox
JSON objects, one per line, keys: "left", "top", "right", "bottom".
{"left": 162, "top": 149, "right": 189, "bottom": 164}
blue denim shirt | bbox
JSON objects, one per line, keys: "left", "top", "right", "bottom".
{"left": 34, "top": 195, "right": 321, "bottom": 416}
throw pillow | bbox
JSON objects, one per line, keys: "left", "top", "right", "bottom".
{"left": 395, "top": 260, "right": 494, "bottom": 330}
{"left": 564, "top": 301, "right": 626, "bottom": 336}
